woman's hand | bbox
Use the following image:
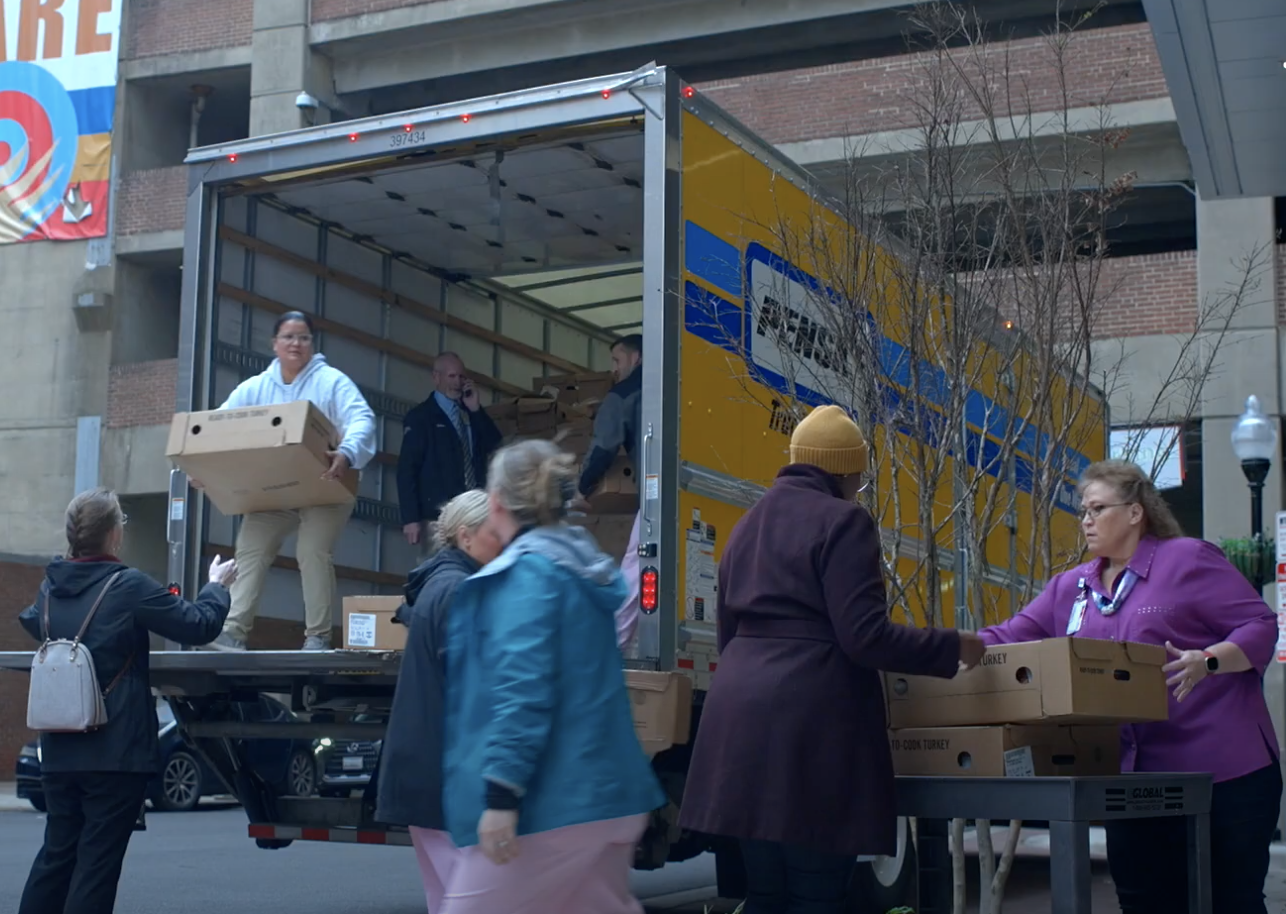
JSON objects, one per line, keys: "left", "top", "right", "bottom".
{"left": 1162, "top": 641, "right": 1209, "bottom": 702}
{"left": 322, "top": 450, "right": 351, "bottom": 481}
{"left": 478, "top": 809, "right": 519, "bottom": 865}
{"left": 208, "top": 555, "right": 238, "bottom": 588}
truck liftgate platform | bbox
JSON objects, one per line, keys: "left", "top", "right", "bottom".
{"left": 0, "top": 651, "right": 1213, "bottom": 913}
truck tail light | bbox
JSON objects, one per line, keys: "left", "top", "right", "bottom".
{"left": 640, "top": 567, "right": 659, "bottom": 614}
{"left": 168, "top": 583, "right": 181, "bottom": 596}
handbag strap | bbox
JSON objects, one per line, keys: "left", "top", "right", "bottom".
{"left": 102, "top": 650, "right": 136, "bottom": 698}
{"left": 42, "top": 571, "right": 125, "bottom": 645}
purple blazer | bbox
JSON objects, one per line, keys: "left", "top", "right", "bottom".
{"left": 979, "top": 536, "right": 1279, "bottom": 783}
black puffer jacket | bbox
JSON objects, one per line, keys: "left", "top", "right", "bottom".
{"left": 375, "top": 547, "right": 480, "bottom": 829}
{"left": 19, "top": 557, "right": 229, "bottom": 773}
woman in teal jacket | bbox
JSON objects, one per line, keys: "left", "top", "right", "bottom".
{"left": 441, "top": 439, "right": 664, "bottom": 914}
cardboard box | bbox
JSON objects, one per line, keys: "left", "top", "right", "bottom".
{"left": 534, "top": 371, "right": 615, "bottom": 405}
{"left": 167, "top": 401, "right": 358, "bottom": 516}
{"left": 341, "top": 596, "right": 407, "bottom": 651}
{"left": 885, "top": 637, "right": 1168, "bottom": 728}
{"left": 625, "top": 670, "right": 693, "bottom": 757}
{"left": 889, "top": 725, "right": 1122, "bottom": 778}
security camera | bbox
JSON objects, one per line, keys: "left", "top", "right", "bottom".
{"left": 295, "top": 92, "right": 320, "bottom": 111}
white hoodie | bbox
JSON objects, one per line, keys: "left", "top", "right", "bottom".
{"left": 221, "top": 353, "right": 377, "bottom": 471}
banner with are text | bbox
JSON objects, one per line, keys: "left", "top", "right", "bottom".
{"left": 0, "top": 0, "right": 120, "bottom": 244}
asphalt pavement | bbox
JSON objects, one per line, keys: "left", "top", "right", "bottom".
{"left": 8, "top": 783, "right": 1286, "bottom": 914}
{"left": 0, "top": 795, "right": 724, "bottom": 914}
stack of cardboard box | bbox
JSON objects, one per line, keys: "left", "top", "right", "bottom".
{"left": 485, "top": 370, "right": 638, "bottom": 560}
{"left": 885, "top": 637, "right": 1170, "bottom": 778}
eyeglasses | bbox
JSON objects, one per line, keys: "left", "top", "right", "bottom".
{"left": 277, "top": 334, "right": 313, "bottom": 345}
{"left": 1080, "top": 502, "right": 1131, "bottom": 520}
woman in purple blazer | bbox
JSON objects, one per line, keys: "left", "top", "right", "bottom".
{"left": 980, "top": 459, "right": 1281, "bottom": 914}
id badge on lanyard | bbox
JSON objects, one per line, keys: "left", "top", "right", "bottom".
{"left": 1067, "top": 579, "right": 1089, "bottom": 636}
{"left": 1066, "top": 570, "right": 1138, "bottom": 635}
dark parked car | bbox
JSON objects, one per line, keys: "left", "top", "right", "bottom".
{"left": 16, "top": 695, "right": 317, "bottom": 813}
{"left": 314, "top": 713, "right": 384, "bottom": 798}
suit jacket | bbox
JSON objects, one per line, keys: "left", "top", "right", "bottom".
{"left": 396, "top": 395, "right": 501, "bottom": 525}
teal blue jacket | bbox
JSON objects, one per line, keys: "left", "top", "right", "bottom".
{"left": 443, "top": 524, "right": 665, "bottom": 848}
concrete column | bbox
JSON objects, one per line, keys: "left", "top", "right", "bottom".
{"left": 249, "top": 0, "right": 334, "bottom": 136}
{"left": 1198, "top": 196, "right": 1281, "bottom": 544}
{"left": 1195, "top": 195, "right": 1286, "bottom": 831}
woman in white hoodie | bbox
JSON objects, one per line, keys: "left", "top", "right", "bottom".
{"left": 206, "top": 311, "right": 377, "bottom": 651}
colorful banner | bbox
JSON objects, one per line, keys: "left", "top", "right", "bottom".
{"left": 0, "top": 0, "right": 120, "bottom": 244}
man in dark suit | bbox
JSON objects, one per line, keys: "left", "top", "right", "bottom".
{"left": 397, "top": 352, "right": 502, "bottom": 551}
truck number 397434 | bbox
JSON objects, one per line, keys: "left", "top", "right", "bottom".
{"left": 389, "top": 130, "right": 429, "bottom": 148}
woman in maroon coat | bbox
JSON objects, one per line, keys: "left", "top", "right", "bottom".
{"left": 679, "top": 404, "right": 985, "bottom": 913}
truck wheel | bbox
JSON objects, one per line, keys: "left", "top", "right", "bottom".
{"left": 850, "top": 816, "right": 917, "bottom": 912}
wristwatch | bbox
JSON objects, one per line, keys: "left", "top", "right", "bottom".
{"left": 1203, "top": 650, "right": 1219, "bottom": 673}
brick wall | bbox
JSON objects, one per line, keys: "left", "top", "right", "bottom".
{"left": 1093, "top": 250, "right": 1198, "bottom": 338}
{"left": 0, "top": 560, "right": 48, "bottom": 774}
{"left": 116, "top": 168, "right": 188, "bottom": 237}
{"left": 124, "top": 0, "right": 253, "bottom": 59}
{"left": 312, "top": 0, "right": 448, "bottom": 21}
{"left": 107, "top": 360, "right": 178, "bottom": 429}
{"left": 697, "top": 23, "right": 1166, "bottom": 145}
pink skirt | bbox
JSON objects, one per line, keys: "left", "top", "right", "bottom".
{"left": 440, "top": 813, "right": 649, "bottom": 914}
{"left": 410, "top": 827, "right": 460, "bottom": 914}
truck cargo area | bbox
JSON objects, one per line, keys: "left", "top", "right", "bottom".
{"left": 193, "top": 117, "right": 650, "bottom": 610}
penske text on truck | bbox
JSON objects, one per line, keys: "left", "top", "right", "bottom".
{"left": 0, "top": 65, "right": 1105, "bottom": 908}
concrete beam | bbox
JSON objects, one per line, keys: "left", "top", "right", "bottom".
{"left": 324, "top": 0, "right": 1119, "bottom": 96}
{"left": 779, "top": 97, "right": 1178, "bottom": 166}
{"left": 120, "top": 46, "right": 252, "bottom": 82}
{"left": 116, "top": 230, "right": 184, "bottom": 259}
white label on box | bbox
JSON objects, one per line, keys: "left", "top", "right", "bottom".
{"left": 347, "top": 613, "right": 377, "bottom": 648}
{"left": 1003, "top": 746, "right": 1036, "bottom": 778}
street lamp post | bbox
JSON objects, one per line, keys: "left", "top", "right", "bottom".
{"left": 1230, "top": 395, "right": 1278, "bottom": 591}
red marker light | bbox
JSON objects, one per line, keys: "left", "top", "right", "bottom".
{"left": 682, "top": 86, "right": 696, "bottom": 99}
{"left": 601, "top": 89, "right": 612, "bottom": 99}
{"left": 461, "top": 114, "right": 472, "bottom": 123}
{"left": 168, "top": 584, "right": 181, "bottom": 596}
{"left": 640, "top": 567, "right": 659, "bottom": 614}
{"left": 404, "top": 124, "right": 414, "bottom": 132}
{"left": 349, "top": 133, "right": 359, "bottom": 142}
{"left": 228, "top": 154, "right": 238, "bottom": 163}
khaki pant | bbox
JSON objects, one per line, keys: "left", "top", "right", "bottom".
{"left": 224, "top": 502, "right": 354, "bottom": 641}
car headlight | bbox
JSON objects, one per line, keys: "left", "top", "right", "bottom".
{"left": 319, "top": 737, "right": 332, "bottom": 748}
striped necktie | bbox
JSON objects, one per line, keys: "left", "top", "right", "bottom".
{"left": 453, "top": 406, "right": 477, "bottom": 488}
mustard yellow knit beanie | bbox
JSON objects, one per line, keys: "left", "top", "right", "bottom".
{"left": 789, "top": 404, "right": 869, "bottom": 476}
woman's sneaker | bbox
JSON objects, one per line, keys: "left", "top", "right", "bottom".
{"left": 208, "top": 633, "right": 247, "bottom": 651}
{"left": 302, "top": 635, "right": 331, "bottom": 651}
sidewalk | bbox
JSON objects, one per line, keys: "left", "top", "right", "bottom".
{"left": 0, "top": 781, "right": 34, "bottom": 813}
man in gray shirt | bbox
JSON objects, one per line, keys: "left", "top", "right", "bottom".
{"left": 577, "top": 334, "right": 642, "bottom": 497}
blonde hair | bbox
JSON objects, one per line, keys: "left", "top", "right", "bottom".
{"left": 429, "top": 489, "right": 491, "bottom": 551}
{"left": 1078, "top": 460, "right": 1184, "bottom": 540}
{"left": 488, "top": 439, "right": 577, "bottom": 527}
{"left": 65, "top": 487, "right": 124, "bottom": 558}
